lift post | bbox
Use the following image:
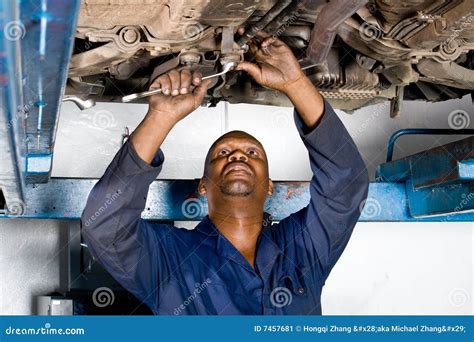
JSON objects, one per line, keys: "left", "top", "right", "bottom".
{"left": 0, "top": 0, "right": 80, "bottom": 215}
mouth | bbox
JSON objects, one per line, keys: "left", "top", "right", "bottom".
{"left": 223, "top": 162, "right": 253, "bottom": 177}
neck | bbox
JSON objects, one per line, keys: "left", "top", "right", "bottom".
{"left": 208, "top": 196, "right": 265, "bottom": 268}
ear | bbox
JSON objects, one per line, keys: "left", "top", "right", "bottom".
{"left": 198, "top": 177, "right": 207, "bottom": 196}
{"left": 267, "top": 179, "right": 274, "bottom": 196}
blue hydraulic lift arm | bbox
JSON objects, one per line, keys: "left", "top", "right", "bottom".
{"left": 0, "top": 1, "right": 26, "bottom": 213}
{"left": 21, "top": 0, "right": 81, "bottom": 183}
{"left": 0, "top": 0, "right": 80, "bottom": 213}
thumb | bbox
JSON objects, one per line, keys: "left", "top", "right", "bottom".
{"left": 193, "top": 78, "right": 212, "bottom": 104}
{"left": 236, "top": 61, "right": 263, "bottom": 83}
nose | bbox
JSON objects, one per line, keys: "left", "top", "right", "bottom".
{"left": 228, "top": 150, "right": 248, "bottom": 162}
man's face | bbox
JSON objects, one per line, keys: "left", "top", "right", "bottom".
{"left": 199, "top": 131, "right": 273, "bottom": 201}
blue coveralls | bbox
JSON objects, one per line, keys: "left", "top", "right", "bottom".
{"left": 81, "top": 101, "right": 369, "bottom": 315}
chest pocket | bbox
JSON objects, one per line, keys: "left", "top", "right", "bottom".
{"left": 271, "top": 266, "right": 321, "bottom": 314}
{"left": 278, "top": 267, "right": 308, "bottom": 298}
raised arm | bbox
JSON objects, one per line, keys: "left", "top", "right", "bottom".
{"left": 237, "top": 32, "right": 369, "bottom": 281}
{"left": 81, "top": 70, "right": 210, "bottom": 310}
{"left": 131, "top": 69, "right": 211, "bottom": 163}
{"left": 237, "top": 32, "right": 325, "bottom": 130}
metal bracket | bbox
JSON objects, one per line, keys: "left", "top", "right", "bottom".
{"left": 377, "top": 132, "right": 474, "bottom": 218}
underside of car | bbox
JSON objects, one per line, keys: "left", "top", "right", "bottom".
{"left": 69, "top": 0, "right": 474, "bottom": 112}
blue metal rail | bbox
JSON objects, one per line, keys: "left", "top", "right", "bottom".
{"left": 0, "top": 1, "right": 26, "bottom": 213}
{"left": 20, "top": 0, "right": 80, "bottom": 183}
{"left": 0, "top": 0, "right": 80, "bottom": 213}
{"left": 1, "top": 178, "right": 474, "bottom": 222}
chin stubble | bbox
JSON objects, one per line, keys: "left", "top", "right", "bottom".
{"left": 220, "top": 182, "right": 254, "bottom": 197}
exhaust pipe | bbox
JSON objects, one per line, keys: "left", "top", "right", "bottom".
{"left": 302, "top": 0, "right": 369, "bottom": 70}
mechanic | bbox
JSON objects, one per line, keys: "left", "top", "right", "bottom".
{"left": 81, "top": 33, "right": 369, "bottom": 315}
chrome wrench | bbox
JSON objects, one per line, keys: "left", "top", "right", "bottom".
{"left": 121, "top": 62, "right": 237, "bottom": 103}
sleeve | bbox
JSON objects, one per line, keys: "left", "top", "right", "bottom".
{"left": 80, "top": 140, "right": 170, "bottom": 311}
{"left": 281, "top": 100, "right": 369, "bottom": 282}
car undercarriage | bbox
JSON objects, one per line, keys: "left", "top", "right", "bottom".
{"left": 68, "top": 0, "right": 474, "bottom": 113}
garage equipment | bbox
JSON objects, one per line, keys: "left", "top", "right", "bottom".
{"left": 377, "top": 130, "right": 474, "bottom": 218}
{"left": 0, "top": 0, "right": 80, "bottom": 212}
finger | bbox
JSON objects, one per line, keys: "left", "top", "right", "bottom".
{"left": 192, "top": 71, "right": 202, "bottom": 86}
{"left": 193, "top": 78, "right": 212, "bottom": 104}
{"left": 168, "top": 69, "right": 181, "bottom": 96}
{"left": 261, "top": 36, "right": 277, "bottom": 48}
{"left": 149, "top": 76, "right": 161, "bottom": 90}
{"left": 262, "top": 35, "right": 285, "bottom": 48}
{"left": 180, "top": 69, "right": 192, "bottom": 94}
{"left": 248, "top": 39, "right": 269, "bottom": 61}
{"left": 247, "top": 40, "right": 260, "bottom": 57}
{"left": 235, "top": 61, "right": 263, "bottom": 84}
{"left": 155, "top": 74, "right": 171, "bottom": 95}
{"left": 254, "top": 31, "right": 272, "bottom": 40}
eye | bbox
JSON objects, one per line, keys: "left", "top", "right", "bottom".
{"left": 247, "top": 148, "right": 258, "bottom": 156}
{"left": 218, "top": 149, "right": 229, "bottom": 156}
